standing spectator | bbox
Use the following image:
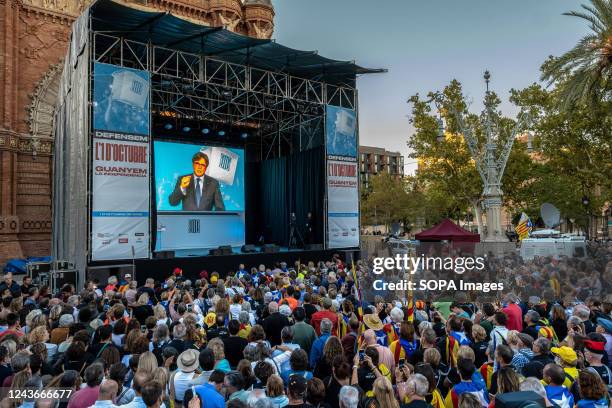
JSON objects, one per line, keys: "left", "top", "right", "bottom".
{"left": 291, "top": 308, "right": 317, "bottom": 356}
{"left": 141, "top": 382, "right": 164, "bottom": 408}
{"left": 551, "top": 305, "right": 568, "bottom": 342}
{"left": 311, "top": 298, "right": 339, "bottom": 337}
{"left": 309, "top": 319, "right": 332, "bottom": 369}
{"left": 171, "top": 349, "right": 200, "bottom": 404}
{"left": 90, "top": 380, "right": 119, "bottom": 408}
{"left": 338, "top": 386, "right": 359, "bottom": 408}
{"left": 266, "top": 374, "right": 289, "bottom": 408}
{"left": 543, "top": 364, "right": 574, "bottom": 408}
{"left": 576, "top": 369, "right": 609, "bottom": 408}
{"left": 263, "top": 303, "right": 290, "bottom": 347}
{"left": 323, "top": 356, "right": 351, "bottom": 408}
{"left": 192, "top": 370, "right": 226, "bottom": 408}
{"left": 522, "top": 310, "right": 540, "bottom": 340}
{"left": 502, "top": 294, "right": 523, "bottom": 332}
{"left": 67, "top": 363, "right": 105, "bottom": 408}
{"left": 399, "top": 374, "right": 433, "bottom": 408}
{"left": 223, "top": 320, "right": 249, "bottom": 369}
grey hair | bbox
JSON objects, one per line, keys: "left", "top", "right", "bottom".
{"left": 320, "top": 318, "right": 332, "bottom": 335}
{"left": 339, "top": 386, "right": 359, "bottom": 408}
{"left": 241, "top": 301, "right": 252, "bottom": 312}
{"left": 268, "top": 302, "right": 279, "bottom": 313}
{"left": 519, "top": 377, "right": 547, "bottom": 398}
{"left": 418, "top": 321, "right": 433, "bottom": 332}
{"left": 568, "top": 316, "right": 582, "bottom": 327}
{"left": 390, "top": 307, "right": 404, "bottom": 322}
{"left": 247, "top": 389, "right": 273, "bottom": 408}
{"left": 406, "top": 374, "right": 429, "bottom": 397}
{"left": 574, "top": 307, "right": 590, "bottom": 320}
{"left": 172, "top": 323, "right": 186, "bottom": 339}
{"left": 281, "top": 326, "right": 294, "bottom": 342}
{"left": 239, "top": 311, "right": 250, "bottom": 324}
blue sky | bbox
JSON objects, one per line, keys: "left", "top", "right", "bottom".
{"left": 272, "top": 0, "right": 588, "bottom": 173}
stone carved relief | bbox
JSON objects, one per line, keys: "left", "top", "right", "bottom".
{"left": 218, "top": 13, "right": 241, "bottom": 31}
{"left": 252, "top": 21, "right": 273, "bottom": 39}
{"left": 20, "top": 0, "right": 91, "bottom": 16}
{"left": 27, "top": 62, "right": 63, "bottom": 140}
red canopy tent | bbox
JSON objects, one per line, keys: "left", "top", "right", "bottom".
{"left": 415, "top": 218, "right": 480, "bottom": 242}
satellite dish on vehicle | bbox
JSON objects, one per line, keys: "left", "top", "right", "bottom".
{"left": 390, "top": 222, "right": 401, "bottom": 236}
{"left": 540, "top": 203, "right": 561, "bottom": 228}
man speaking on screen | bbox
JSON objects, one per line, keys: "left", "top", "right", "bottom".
{"left": 168, "top": 152, "right": 225, "bottom": 211}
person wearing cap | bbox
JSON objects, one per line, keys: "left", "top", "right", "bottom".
{"left": 171, "top": 349, "right": 200, "bottom": 404}
{"left": 286, "top": 374, "right": 309, "bottom": 408}
{"left": 551, "top": 346, "right": 579, "bottom": 388}
{"left": 523, "top": 310, "right": 541, "bottom": 340}
{"left": 595, "top": 318, "right": 612, "bottom": 362}
{"left": 583, "top": 334, "right": 612, "bottom": 387}
{"left": 311, "top": 297, "right": 339, "bottom": 337}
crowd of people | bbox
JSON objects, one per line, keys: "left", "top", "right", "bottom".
{"left": 0, "top": 243, "right": 610, "bottom": 408}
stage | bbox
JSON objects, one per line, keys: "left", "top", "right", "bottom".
{"left": 51, "top": 0, "right": 382, "bottom": 287}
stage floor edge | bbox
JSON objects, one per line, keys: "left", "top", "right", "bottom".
{"left": 134, "top": 248, "right": 354, "bottom": 281}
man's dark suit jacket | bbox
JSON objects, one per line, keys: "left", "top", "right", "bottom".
{"left": 168, "top": 174, "right": 225, "bottom": 211}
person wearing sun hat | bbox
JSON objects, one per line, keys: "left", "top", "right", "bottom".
{"left": 596, "top": 318, "right": 612, "bottom": 361}
{"left": 551, "top": 346, "right": 579, "bottom": 388}
{"left": 363, "top": 313, "right": 387, "bottom": 346}
{"left": 171, "top": 349, "right": 200, "bottom": 404}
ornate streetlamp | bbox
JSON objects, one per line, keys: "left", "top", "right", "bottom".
{"left": 437, "top": 72, "right": 530, "bottom": 242}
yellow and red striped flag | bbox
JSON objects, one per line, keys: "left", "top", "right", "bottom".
{"left": 515, "top": 212, "right": 533, "bottom": 240}
{"left": 351, "top": 261, "right": 363, "bottom": 321}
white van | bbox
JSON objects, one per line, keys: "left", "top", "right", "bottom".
{"left": 519, "top": 233, "right": 587, "bottom": 260}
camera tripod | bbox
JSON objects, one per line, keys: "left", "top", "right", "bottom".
{"left": 288, "top": 213, "right": 305, "bottom": 249}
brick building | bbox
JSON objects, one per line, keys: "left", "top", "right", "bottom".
{"left": 359, "top": 145, "right": 404, "bottom": 189}
{"left": 0, "top": 0, "right": 274, "bottom": 265}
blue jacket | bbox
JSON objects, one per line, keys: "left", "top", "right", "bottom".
{"left": 309, "top": 333, "right": 329, "bottom": 369}
{"left": 194, "top": 384, "right": 225, "bottom": 408}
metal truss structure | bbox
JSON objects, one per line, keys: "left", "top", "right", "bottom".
{"left": 92, "top": 33, "right": 359, "bottom": 159}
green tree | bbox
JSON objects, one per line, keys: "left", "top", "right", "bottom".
{"left": 407, "top": 80, "right": 534, "bottom": 234}
{"left": 360, "top": 172, "right": 412, "bottom": 229}
{"left": 541, "top": 0, "right": 612, "bottom": 109}
{"left": 510, "top": 83, "right": 612, "bottom": 231}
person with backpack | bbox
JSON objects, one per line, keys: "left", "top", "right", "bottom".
{"left": 488, "top": 312, "right": 510, "bottom": 360}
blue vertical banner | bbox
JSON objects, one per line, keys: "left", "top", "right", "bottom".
{"left": 326, "top": 105, "right": 360, "bottom": 249}
{"left": 91, "top": 63, "right": 151, "bottom": 261}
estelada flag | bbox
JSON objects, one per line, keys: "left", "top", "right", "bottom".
{"left": 515, "top": 212, "right": 532, "bottom": 240}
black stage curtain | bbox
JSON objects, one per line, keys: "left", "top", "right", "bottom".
{"left": 258, "top": 146, "right": 324, "bottom": 247}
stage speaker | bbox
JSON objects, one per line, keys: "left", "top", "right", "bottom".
{"left": 263, "top": 244, "right": 280, "bottom": 254}
{"left": 304, "top": 244, "right": 323, "bottom": 250}
{"left": 157, "top": 251, "right": 175, "bottom": 259}
{"left": 241, "top": 245, "right": 258, "bottom": 253}
{"left": 340, "top": 249, "right": 359, "bottom": 265}
{"left": 219, "top": 245, "right": 233, "bottom": 255}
